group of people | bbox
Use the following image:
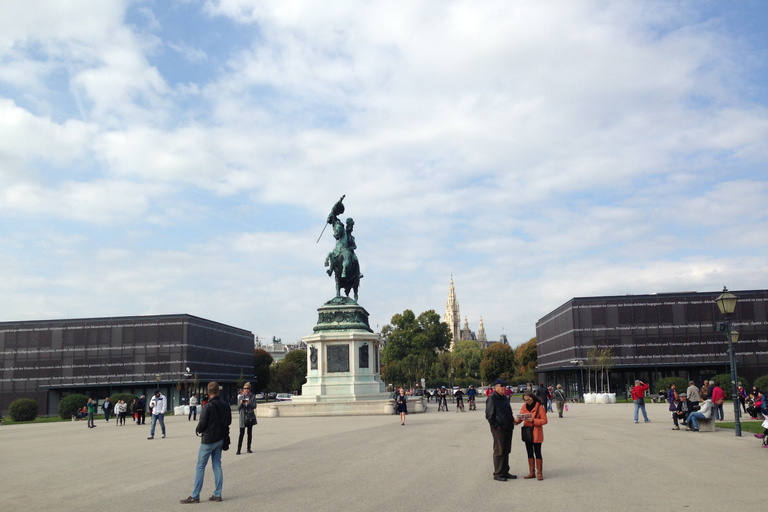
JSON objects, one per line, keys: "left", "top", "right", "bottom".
{"left": 80, "top": 395, "right": 148, "bottom": 427}
{"left": 485, "top": 378, "right": 548, "bottom": 482}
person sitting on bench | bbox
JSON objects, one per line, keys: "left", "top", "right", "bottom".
{"left": 686, "top": 398, "right": 712, "bottom": 432}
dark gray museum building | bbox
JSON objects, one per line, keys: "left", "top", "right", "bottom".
{"left": 535, "top": 290, "right": 768, "bottom": 397}
{"left": 0, "top": 314, "right": 254, "bottom": 417}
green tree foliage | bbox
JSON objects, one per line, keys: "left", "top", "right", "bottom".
{"left": 254, "top": 348, "right": 273, "bottom": 393}
{"left": 753, "top": 375, "right": 768, "bottom": 393}
{"left": 9, "top": 398, "right": 38, "bottom": 422}
{"left": 58, "top": 394, "right": 89, "bottom": 419}
{"left": 381, "top": 309, "right": 452, "bottom": 387}
{"left": 516, "top": 337, "right": 537, "bottom": 375}
{"left": 480, "top": 343, "right": 517, "bottom": 383}
{"left": 270, "top": 349, "right": 307, "bottom": 394}
{"left": 708, "top": 374, "right": 748, "bottom": 397}
{"left": 453, "top": 340, "right": 483, "bottom": 381}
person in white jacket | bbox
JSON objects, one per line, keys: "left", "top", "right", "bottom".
{"left": 148, "top": 389, "right": 168, "bottom": 439}
{"left": 686, "top": 398, "right": 712, "bottom": 432}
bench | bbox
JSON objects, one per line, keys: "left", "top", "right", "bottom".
{"left": 696, "top": 418, "right": 716, "bottom": 432}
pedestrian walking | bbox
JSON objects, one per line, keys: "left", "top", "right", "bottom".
{"left": 102, "top": 397, "right": 111, "bottom": 423}
{"left": 180, "top": 381, "right": 232, "bottom": 504}
{"left": 485, "top": 379, "right": 517, "bottom": 482}
{"left": 148, "top": 389, "right": 167, "bottom": 439}
{"left": 519, "top": 391, "right": 548, "bottom": 480}
{"left": 553, "top": 384, "right": 566, "bottom": 418}
{"left": 236, "top": 383, "right": 257, "bottom": 454}
{"left": 395, "top": 388, "right": 408, "bottom": 425}
{"left": 686, "top": 381, "right": 700, "bottom": 411}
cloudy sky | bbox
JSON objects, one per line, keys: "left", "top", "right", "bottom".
{"left": 1, "top": 1, "right": 767, "bottom": 346}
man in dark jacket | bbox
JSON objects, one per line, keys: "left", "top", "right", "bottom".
{"left": 181, "top": 382, "right": 232, "bottom": 504}
{"left": 672, "top": 393, "right": 692, "bottom": 430}
{"left": 485, "top": 379, "right": 518, "bottom": 482}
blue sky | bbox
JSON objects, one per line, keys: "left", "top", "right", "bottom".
{"left": 1, "top": 0, "right": 767, "bottom": 345}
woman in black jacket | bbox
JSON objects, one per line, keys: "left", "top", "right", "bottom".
{"left": 395, "top": 388, "right": 408, "bottom": 425}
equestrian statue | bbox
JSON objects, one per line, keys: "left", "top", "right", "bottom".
{"left": 321, "top": 195, "right": 363, "bottom": 302}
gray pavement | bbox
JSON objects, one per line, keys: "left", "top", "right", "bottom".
{"left": 0, "top": 400, "right": 760, "bottom": 512}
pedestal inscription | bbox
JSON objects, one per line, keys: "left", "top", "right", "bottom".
{"left": 359, "top": 343, "right": 369, "bottom": 368}
{"left": 327, "top": 345, "right": 350, "bottom": 372}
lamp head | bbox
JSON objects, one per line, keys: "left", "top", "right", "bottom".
{"left": 715, "top": 287, "right": 738, "bottom": 315}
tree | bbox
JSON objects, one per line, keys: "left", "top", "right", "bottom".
{"left": 480, "top": 343, "right": 517, "bottom": 383}
{"left": 516, "top": 337, "right": 537, "bottom": 377}
{"left": 254, "top": 348, "right": 273, "bottom": 392}
{"left": 381, "top": 309, "right": 452, "bottom": 387}
{"left": 270, "top": 350, "right": 307, "bottom": 394}
{"left": 453, "top": 340, "right": 483, "bottom": 381}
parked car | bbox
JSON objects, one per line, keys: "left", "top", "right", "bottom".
{"left": 267, "top": 392, "right": 277, "bottom": 401}
{"left": 518, "top": 384, "right": 528, "bottom": 393}
{"left": 254, "top": 393, "right": 265, "bottom": 400}
{"left": 275, "top": 393, "right": 293, "bottom": 402}
{"left": 413, "top": 389, "right": 424, "bottom": 396}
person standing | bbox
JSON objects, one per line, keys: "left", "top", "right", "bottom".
{"left": 686, "top": 381, "right": 700, "bottom": 411}
{"left": 546, "top": 386, "right": 554, "bottom": 413}
{"left": 437, "top": 386, "right": 448, "bottom": 412}
{"left": 699, "top": 380, "right": 709, "bottom": 401}
{"left": 148, "top": 389, "right": 167, "bottom": 440}
{"left": 118, "top": 400, "right": 127, "bottom": 426}
{"left": 136, "top": 395, "right": 146, "bottom": 425}
{"left": 667, "top": 383, "right": 678, "bottom": 419}
{"left": 711, "top": 380, "right": 725, "bottom": 421}
{"left": 102, "top": 397, "right": 111, "bottom": 423}
{"left": 631, "top": 380, "right": 650, "bottom": 423}
{"left": 519, "top": 391, "right": 548, "bottom": 480}
{"left": 553, "top": 384, "right": 566, "bottom": 418}
{"left": 485, "top": 379, "right": 518, "bottom": 482}
{"left": 236, "top": 383, "right": 257, "bottom": 453}
{"left": 738, "top": 383, "right": 747, "bottom": 414}
{"left": 86, "top": 397, "right": 97, "bottom": 428}
{"left": 395, "top": 388, "right": 408, "bottom": 425}
{"left": 180, "top": 381, "right": 232, "bottom": 504}
{"left": 189, "top": 394, "right": 199, "bottom": 421}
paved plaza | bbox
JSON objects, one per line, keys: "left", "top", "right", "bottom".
{"left": 0, "top": 400, "right": 760, "bottom": 512}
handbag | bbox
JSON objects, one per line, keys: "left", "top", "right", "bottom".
{"left": 636, "top": 397, "right": 645, "bottom": 405}
{"left": 521, "top": 426, "right": 534, "bottom": 443}
{"left": 714, "top": 397, "right": 725, "bottom": 406}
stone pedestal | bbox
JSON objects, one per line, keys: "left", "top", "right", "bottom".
{"left": 293, "top": 297, "right": 388, "bottom": 404}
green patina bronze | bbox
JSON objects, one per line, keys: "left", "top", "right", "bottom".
{"left": 322, "top": 195, "right": 363, "bottom": 302}
{"left": 313, "top": 296, "right": 373, "bottom": 333}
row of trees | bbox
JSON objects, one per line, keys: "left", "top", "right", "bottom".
{"left": 380, "top": 309, "right": 538, "bottom": 388}
{"left": 251, "top": 308, "right": 540, "bottom": 393}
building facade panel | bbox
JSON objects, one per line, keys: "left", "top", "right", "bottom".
{"left": 536, "top": 290, "right": 768, "bottom": 397}
{"left": 0, "top": 314, "right": 254, "bottom": 417}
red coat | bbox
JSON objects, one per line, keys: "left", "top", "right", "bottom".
{"left": 520, "top": 402, "right": 548, "bottom": 443}
{"left": 711, "top": 386, "right": 725, "bottom": 404}
{"left": 631, "top": 383, "right": 649, "bottom": 400}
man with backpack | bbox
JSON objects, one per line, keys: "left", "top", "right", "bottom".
{"left": 180, "top": 382, "right": 232, "bottom": 504}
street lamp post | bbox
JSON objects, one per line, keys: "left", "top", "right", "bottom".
{"left": 715, "top": 287, "right": 741, "bottom": 437}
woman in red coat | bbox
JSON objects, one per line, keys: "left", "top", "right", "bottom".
{"left": 518, "top": 391, "right": 548, "bottom": 480}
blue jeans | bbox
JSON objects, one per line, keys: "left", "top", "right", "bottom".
{"left": 634, "top": 400, "right": 649, "bottom": 422}
{"left": 104, "top": 410, "right": 110, "bottom": 422}
{"left": 688, "top": 412, "right": 707, "bottom": 430}
{"left": 150, "top": 414, "right": 166, "bottom": 436}
{"left": 191, "top": 439, "right": 224, "bottom": 499}
{"left": 715, "top": 403, "right": 724, "bottom": 420}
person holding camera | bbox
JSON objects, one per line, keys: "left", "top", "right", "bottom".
{"left": 236, "top": 382, "right": 257, "bottom": 455}
{"left": 631, "top": 380, "right": 650, "bottom": 423}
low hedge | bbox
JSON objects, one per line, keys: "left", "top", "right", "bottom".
{"left": 753, "top": 375, "right": 768, "bottom": 394}
{"left": 655, "top": 377, "right": 688, "bottom": 397}
{"left": 59, "top": 394, "right": 89, "bottom": 419}
{"left": 9, "top": 398, "right": 38, "bottom": 422}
